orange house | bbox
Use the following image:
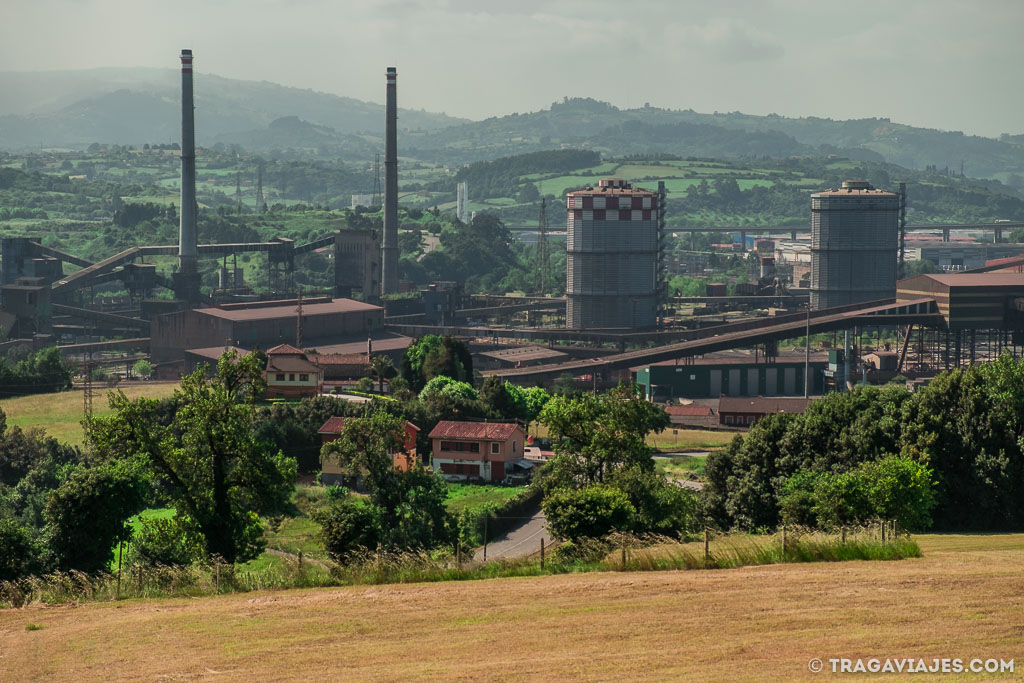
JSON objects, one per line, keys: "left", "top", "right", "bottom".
{"left": 318, "top": 416, "right": 419, "bottom": 486}
{"left": 429, "top": 421, "right": 525, "bottom": 483}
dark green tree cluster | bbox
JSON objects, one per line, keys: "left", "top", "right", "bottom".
{"left": 89, "top": 351, "right": 297, "bottom": 564}
{"left": 537, "top": 384, "right": 696, "bottom": 542}
{"left": 705, "top": 354, "right": 1024, "bottom": 532}
{"left": 400, "top": 334, "right": 473, "bottom": 393}
{"left": 313, "top": 412, "right": 453, "bottom": 560}
{"left": 409, "top": 213, "right": 525, "bottom": 292}
{"left": 0, "top": 347, "right": 73, "bottom": 397}
{"left": 438, "top": 149, "right": 601, "bottom": 200}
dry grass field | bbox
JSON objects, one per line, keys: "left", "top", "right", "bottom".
{"left": 2, "top": 534, "right": 1021, "bottom": 681}
{"left": 0, "top": 382, "right": 178, "bottom": 445}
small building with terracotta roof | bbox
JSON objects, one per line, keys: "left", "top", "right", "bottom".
{"left": 318, "top": 416, "right": 419, "bottom": 484}
{"left": 264, "top": 344, "right": 323, "bottom": 399}
{"left": 718, "top": 396, "right": 811, "bottom": 427}
{"left": 429, "top": 420, "right": 525, "bottom": 483}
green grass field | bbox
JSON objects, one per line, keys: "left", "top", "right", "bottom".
{"left": 646, "top": 428, "right": 736, "bottom": 451}
{"left": 0, "top": 382, "right": 179, "bottom": 445}
{"left": 655, "top": 455, "right": 707, "bottom": 478}
{"left": 444, "top": 483, "right": 525, "bottom": 513}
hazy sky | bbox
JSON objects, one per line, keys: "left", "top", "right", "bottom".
{"left": 2, "top": 0, "right": 1022, "bottom": 136}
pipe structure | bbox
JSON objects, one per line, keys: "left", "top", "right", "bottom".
{"left": 178, "top": 49, "right": 197, "bottom": 275}
{"left": 381, "top": 66, "right": 399, "bottom": 296}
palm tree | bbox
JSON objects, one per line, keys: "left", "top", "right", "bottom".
{"left": 369, "top": 355, "right": 395, "bottom": 394}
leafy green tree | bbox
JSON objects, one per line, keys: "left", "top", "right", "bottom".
{"left": 543, "top": 485, "right": 635, "bottom": 541}
{"left": 608, "top": 467, "right": 697, "bottom": 537}
{"left": 130, "top": 515, "right": 205, "bottom": 567}
{"left": 539, "top": 383, "right": 669, "bottom": 489}
{"left": 0, "top": 515, "right": 41, "bottom": 580}
{"left": 43, "top": 459, "right": 149, "bottom": 572}
{"left": 780, "top": 456, "right": 936, "bottom": 531}
{"left": 132, "top": 359, "right": 153, "bottom": 379}
{"left": 419, "top": 375, "right": 477, "bottom": 403}
{"left": 89, "top": 351, "right": 297, "bottom": 564}
{"left": 317, "top": 411, "right": 453, "bottom": 556}
{"left": 401, "top": 335, "right": 473, "bottom": 392}
{"left": 312, "top": 497, "right": 381, "bottom": 560}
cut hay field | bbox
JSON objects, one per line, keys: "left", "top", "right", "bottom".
{"left": 0, "top": 382, "right": 178, "bottom": 445}
{"left": 1, "top": 535, "right": 1020, "bottom": 681}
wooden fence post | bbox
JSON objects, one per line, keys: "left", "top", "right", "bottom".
{"left": 704, "top": 527, "right": 710, "bottom": 565}
{"left": 781, "top": 524, "right": 787, "bottom": 556}
{"left": 540, "top": 538, "right": 545, "bottom": 571}
{"left": 298, "top": 549, "right": 303, "bottom": 570}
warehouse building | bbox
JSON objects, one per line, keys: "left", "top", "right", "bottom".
{"left": 152, "top": 297, "right": 383, "bottom": 363}
{"left": 634, "top": 351, "right": 828, "bottom": 401}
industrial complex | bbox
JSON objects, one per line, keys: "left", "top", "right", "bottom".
{"left": 1, "top": 48, "right": 1024, "bottom": 414}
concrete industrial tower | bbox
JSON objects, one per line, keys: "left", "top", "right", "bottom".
{"left": 173, "top": 48, "right": 201, "bottom": 302}
{"left": 810, "top": 180, "right": 899, "bottom": 310}
{"left": 565, "top": 178, "right": 659, "bottom": 329}
{"left": 380, "top": 67, "right": 399, "bottom": 296}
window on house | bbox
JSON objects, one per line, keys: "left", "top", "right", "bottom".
{"left": 725, "top": 415, "right": 734, "bottom": 425}
{"left": 288, "top": 373, "right": 295, "bottom": 381}
{"left": 299, "top": 374, "right": 309, "bottom": 381}
{"left": 440, "top": 441, "right": 456, "bottom": 451}
{"left": 513, "top": 440, "right": 517, "bottom": 452}
{"left": 469, "top": 443, "right": 480, "bottom": 453}
{"left": 275, "top": 373, "right": 285, "bottom": 381}
{"left": 490, "top": 442, "right": 500, "bottom": 454}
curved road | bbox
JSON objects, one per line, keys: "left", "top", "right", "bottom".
{"left": 474, "top": 508, "right": 551, "bottom": 561}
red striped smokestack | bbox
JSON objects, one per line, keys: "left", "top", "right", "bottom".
{"left": 381, "top": 66, "right": 399, "bottom": 296}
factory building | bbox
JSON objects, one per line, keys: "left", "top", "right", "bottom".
{"left": 897, "top": 273, "right": 1024, "bottom": 330}
{"left": 566, "top": 178, "right": 659, "bottom": 329}
{"left": 811, "top": 180, "right": 899, "bottom": 309}
{"left": 334, "top": 230, "right": 380, "bottom": 300}
{"left": 634, "top": 352, "right": 828, "bottom": 401}
{"left": 151, "top": 298, "right": 383, "bottom": 363}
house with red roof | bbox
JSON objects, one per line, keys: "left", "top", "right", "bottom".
{"left": 429, "top": 420, "right": 526, "bottom": 483}
{"left": 318, "top": 416, "right": 420, "bottom": 485}
{"left": 264, "top": 344, "right": 323, "bottom": 399}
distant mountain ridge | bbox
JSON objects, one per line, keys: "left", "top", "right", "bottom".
{"left": 1, "top": 71, "right": 1023, "bottom": 184}
{"left": 0, "top": 68, "right": 467, "bottom": 149}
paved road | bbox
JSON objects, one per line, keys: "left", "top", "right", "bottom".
{"left": 475, "top": 507, "right": 551, "bottom": 561}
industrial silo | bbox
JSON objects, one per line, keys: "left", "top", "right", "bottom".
{"left": 566, "top": 178, "right": 659, "bottom": 329}
{"left": 810, "top": 180, "right": 899, "bottom": 310}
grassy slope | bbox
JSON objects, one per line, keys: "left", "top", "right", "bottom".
{"left": 0, "top": 382, "right": 179, "bottom": 446}
{"left": 1, "top": 534, "right": 1020, "bottom": 680}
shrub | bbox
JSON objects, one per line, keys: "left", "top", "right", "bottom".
{"left": 543, "top": 485, "right": 636, "bottom": 541}
{"left": 313, "top": 497, "right": 382, "bottom": 561}
{"left": 130, "top": 515, "right": 204, "bottom": 567}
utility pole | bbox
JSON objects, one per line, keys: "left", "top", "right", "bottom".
{"left": 235, "top": 172, "right": 242, "bottom": 214}
{"left": 83, "top": 353, "right": 95, "bottom": 424}
{"left": 296, "top": 289, "right": 303, "bottom": 349}
{"left": 255, "top": 162, "right": 266, "bottom": 213}
{"left": 804, "top": 303, "right": 811, "bottom": 399}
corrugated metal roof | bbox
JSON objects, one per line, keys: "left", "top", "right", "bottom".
{"left": 666, "top": 404, "right": 713, "bottom": 416}
{"left": 910, "top": 273, "right": 1024, "bottom": 288}
{"left": 267, "top": 356, "right": 321, "bottom": 373}
{"left": 428, "top": 421, "right": 521, "bottom": 440}
{"left": 718, "top": 396, "right": 811, "bottom": 414}
{"left": 318, "top": 416, "right": 419, "bottom": 435}
{"left": 185, "top": 346, "right": 249, "bottom": 360}
{"left": 197, "top": 299, "right": 380, "bottom": 322}
{"left": 267, "top": 344, "right": 305, "bottom": 355}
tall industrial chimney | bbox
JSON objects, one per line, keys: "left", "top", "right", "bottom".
{"left": 380, "top": 66, "right": 399, "bottom": 296}
{"left": 174, "top": 49, "right": 200, "bottom": 302}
